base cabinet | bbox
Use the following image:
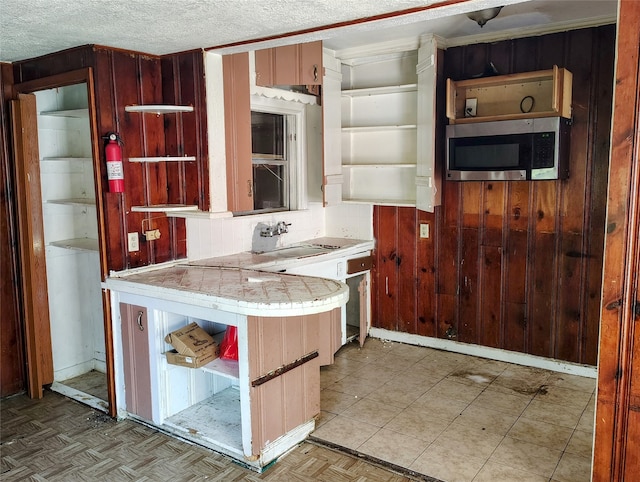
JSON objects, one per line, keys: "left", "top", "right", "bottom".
{"left": 115, "top": 295, "right": 334, "bottom": 471}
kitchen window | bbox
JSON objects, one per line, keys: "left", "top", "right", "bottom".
{"left": 249, "top": 96, "right": 306, "bottom": 214}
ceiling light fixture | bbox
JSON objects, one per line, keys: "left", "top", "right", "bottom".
{"left": 467, "top": 6, "right": 503, "bottom": 27}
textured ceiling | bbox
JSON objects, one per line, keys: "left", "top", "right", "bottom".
{"left": 0, "top": 0, "right": 618, "bottom": 63}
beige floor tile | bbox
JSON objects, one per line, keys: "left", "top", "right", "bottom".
{"left": 383, "top": 408, "right": 451, "bottom": 443}
{"left": 411, "top": 392, "right": 470, "bottom": 421}
{"left": 341, "top": 397, "right": 404, "bottom": 427}
{"left": 552, "top": 452, "right": 592, "bottom": 482}
{"left": 473, "top": 461, "right": 549, "bottom": 482}
{"left": 457, "top": 404, "right": 519, "bottom": 436}
{"left": 365, "top": 379, "right": 428, "bottom": 409}
{"left": 546, "top": 372, "right": 597, "bottom": 394}
{"left": 357, "top": 428, "right": 430, "bottom": 468}
{"left": 522, "top": 399, "right": 584, "bottom": 429}
{"left": 315, "top": 410, "right": 336, "bottom": 428}
{"left": 489, "top": 365, "right": 550, "bottom": 393}
{"left": 410, "top": 442, "right": 485, "bottom": 482}
{"left": 351, "top": 362, "right": 401, "bottom": 382}
{"left": 506, "top": 416, "right": 574, "bottom": 451}
{"left": 330, "top": 376, "right": 378, "bottom": 398}
{"left": 320, "top": 367, "right": 347, "bottom": 388}
{"left": 471, "top": 387, "right": 533, "bottom": 416}
{"left": 490, "top": 436, "right": 563, "bottom": 479}
{"left": 320, "top": 388, "right": 360, "bottom": 414}
{"left": 576, "top": 409, "right": 595, "bottom": 434}
{"left": 426, "top": 378, "right": 485, "bottom": 403}
{"left": 565, "top": 429, "right": 594, "bottom": 458}
{"left": 436, "top": 418, "right": 505, "bottom": 460}
{"left": 389, "top": 343, "right": 431, "bottom": 360}
{"left": 534, "top": 385, "right": 592, "bottom": 411}
{"left": 382, "top": 370, "right": 441, "bottom": 393}
{"left": 310, "top": 414, "right": 379, "bottom": 450}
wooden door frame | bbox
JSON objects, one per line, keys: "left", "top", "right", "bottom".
{"left": 13, "top": 68, "right": 116, "bottom": 416}
{"left": 593, "top": 0, "right": 640, "bottom": 479}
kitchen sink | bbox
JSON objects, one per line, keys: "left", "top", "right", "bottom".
{"left": 259, "top": 245, "right": 331, "bottom": 259}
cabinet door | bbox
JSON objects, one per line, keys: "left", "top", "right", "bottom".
{"left": 255, "top": 41, "right": 323, "bottom": 87}
{"left": 223, "top": 53, "right": 253, "bottom": 212}
{"left": 321, "top": 49, "right": 343, "bottom": 205}
{"left": 120, "top": 303, "right": 153, "bottom": 421}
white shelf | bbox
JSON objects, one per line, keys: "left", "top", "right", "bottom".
{"left": 343, "top": 198, "right": 416, "bottom": 207}
{"left": 342, "top": 83, "right": 417, "bottom": 97}
{"left": 343, "top": 163, "right": 416, "bottom": 169}
{"left": 129, "top": 156, "right": 196, "bottom": 163}
{"left": 41, "top": 157, "right": 92, "bottom": 162}
{"left": 131, "top": 204, "right": 199, "bottom": 213}
{"left": 200, "top": 358, "right": 239, "bottom": 381}
{"left": 49, "top": 238, "right": 99, "bottom": 252}
{"left": 39, "top": 108, "right": 89, "bottom": 118}
{"left": 125, "top": 105, "right": 194, "bottom": 114}
{"left": 47, "top": 198, "right": 96, "bottom": 207}
{"left": 342, "top": 124, "right": 417, "bottom": 133}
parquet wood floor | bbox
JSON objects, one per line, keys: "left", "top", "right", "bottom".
{"left": 1, "top": 391, "right": 427, "bottom": 481}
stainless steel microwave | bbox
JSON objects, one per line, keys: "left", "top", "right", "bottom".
{"left": 446, "top": 117, "right": 570, "bottom": 181}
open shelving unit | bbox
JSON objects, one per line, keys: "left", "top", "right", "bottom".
{"left": 340, "top": 52, "right": 419, "bottom": 206}
{"left": 126, "top": 104, "right": 198, "bottom": 212}
{"left": 446, "top": 65, "right": 573, "bottom": 124}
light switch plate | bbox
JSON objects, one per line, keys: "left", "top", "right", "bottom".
{"left": 420, "top": 223, "right": 430, "bottom": 239}
{"left": 128, "top": 232, "right": 139, "bottom": 252}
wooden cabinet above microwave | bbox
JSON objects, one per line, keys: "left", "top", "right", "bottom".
{"left": 446, "top": 65, "right": 573, "bottom": 124}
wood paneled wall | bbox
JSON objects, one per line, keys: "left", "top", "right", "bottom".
{"left": 372, "top": 25, "right": 615, "bottom": 365}
{"left": 12, "top": 46, "right": 208, "bottom": 273}
{"left": 0, "top": 63, "right": 25, "bottom": 396}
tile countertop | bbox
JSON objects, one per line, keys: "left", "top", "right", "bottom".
{"left": 105, "top": 265, "right": 348, "bottom": 317}
{"left": 105, "top": 238, "right": 373, "bottom": 317}
{"left": 188, "top": 237, "right": 375, "bottom": 272}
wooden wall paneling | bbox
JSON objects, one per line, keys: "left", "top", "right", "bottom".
{"left": 12, "top": 46, "right": 94, "bottom": 83}
{"left": 93, "top": 49, "right": 126, "bottom": 272}
{"left": 512, "top": 36, "right": 539, "bottom": 73}
{"left": 416, "top": 209, "right": 437, "bottom": 337}
{"left": 529, "top": 231, "right": 557, "bottom": 358}
{"left": 583, "top": 26, "right": 616, "bottom": 365}
{"left": 458, "top": 228, "right": 479, "bottom": 344}
{"left": 461, "top": 43, "right": 489, "bottom": 79}
{"left": 480, "top": 245, "right": 503, "bottom": 349}
{"left": 1, "top": 63, "right": 25, "bottom": 396}
{"left": 397, "top": 207, "right": 417, "bottom": 332}
{"left": 593, "top": 2, "right": 640, "bottom": 478}
{"left": 537, "top": 32, "right": 567, "bottom": 70}
{"left": 375, "top": 206, "right": 400, "bottom": 330}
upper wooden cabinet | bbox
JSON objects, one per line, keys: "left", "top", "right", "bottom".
{"left": 446, "top": 65, "right": 573, "bottom": 124}
{"left": 255, "top": 41, "right": 323, "bottom": 86}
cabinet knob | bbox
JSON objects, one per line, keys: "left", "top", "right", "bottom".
{"left": 136, "top": 311, "right": 144, "bottom": 331}
{"left": 313, "top": 64, "right": 318, "bottom": 82}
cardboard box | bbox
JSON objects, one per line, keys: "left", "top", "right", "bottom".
{"left": 164, "top": 322, "right": 218, "bottom": 368}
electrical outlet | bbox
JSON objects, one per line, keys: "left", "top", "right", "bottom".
{"left": 420, "top": 223, "right": 430, "bottom": 239}
{"left": 465, "top": 97, "right": 477, "bottom": 117}
{"left": 128, "top": 232, "right": 139, "bottom": 252}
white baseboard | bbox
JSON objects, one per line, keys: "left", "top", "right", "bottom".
{"left": 368, "top": 328, "right": 597, "bottom": 379}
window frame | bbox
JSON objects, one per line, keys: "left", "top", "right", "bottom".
{"left": 248, "top": 95, "right": 307, "bottom": 214}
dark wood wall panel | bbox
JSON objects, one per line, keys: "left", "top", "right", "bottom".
{"left": 372, "top": 25, "right": 615, "bottom": 365}
{"left": 13, "top": 45, "right": 207, "bottom": 273}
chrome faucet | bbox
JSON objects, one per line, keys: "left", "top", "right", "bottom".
{"left": 260, "top": 221, "right": 291, "bottom": 237}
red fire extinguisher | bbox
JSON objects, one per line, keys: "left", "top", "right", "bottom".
{"left": 103, "top": 132, "right": 125, "bottom": 193}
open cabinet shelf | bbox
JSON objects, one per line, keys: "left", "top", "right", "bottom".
{"left": 125, "top": 105, "right": 194, "bottom": 114}
{"left": 446, "top": 65, "right": 572, "bottom": 124}
{"left": 47, "top": 198, "right": 96, "bottom": 207}
{"left": 129, "top": 156, "right": 196, "bottom": 163}
{"left": 131, "top": 204, "right": 199, "bottom": 213}
{"left": 49, "top": 237, "right": 99, "bottom": 252}
{"left": 39, "top": 108, "right": 89, "bottom": 118}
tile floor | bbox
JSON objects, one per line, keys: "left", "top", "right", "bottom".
{"left": 312, "top": 338, "right": 596, "bottom": 482}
